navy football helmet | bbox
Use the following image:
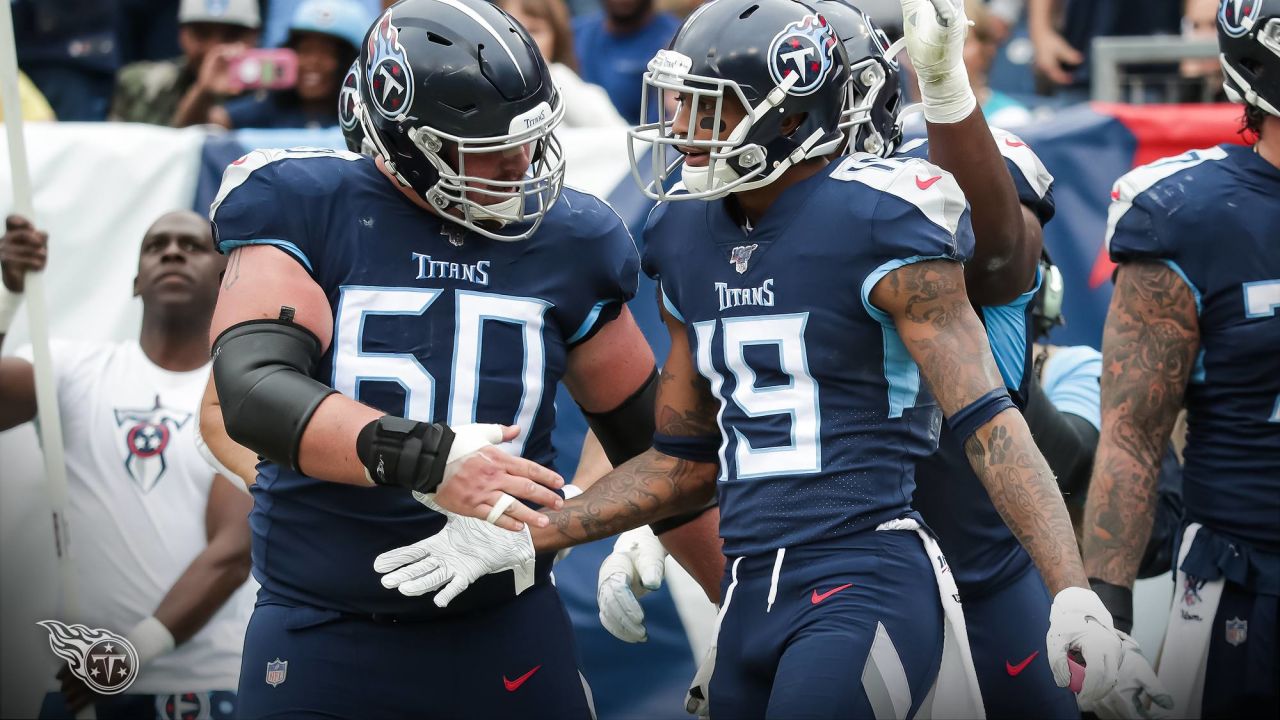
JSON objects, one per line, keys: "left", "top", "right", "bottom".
{"left": 815, "top": 0, "right": 903, "bottom": 156}
{"left": 358, "top": 0, "right": 566, "bottom": 240}
{"left": 1218, "top": 0, "right": 1280, "bottom": 116}
{"left": 628, "top": 0, "right": 850, "bottom": 200}
{"left": 339, "top": 60, "right": 373, "bottom": 155}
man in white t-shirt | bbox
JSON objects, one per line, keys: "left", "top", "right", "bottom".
{"left": 0, "top": 211, "right": 256, "bottom": 720}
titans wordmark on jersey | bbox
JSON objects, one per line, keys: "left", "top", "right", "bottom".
{"left": 643, "top": 153, "right": 974, "bottom": 557}
{"left": 210, "top": 148, "right": 639, "bottom": 616}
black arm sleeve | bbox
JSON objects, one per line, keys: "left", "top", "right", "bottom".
{"left": 581, "top": 368, "right": 658, "bottom": 467}
{"left": 212, "top": 317, "right": 336, "bottom": 472}
{"left": 1023, "top": 375, "right": 1099, "bottom": 498}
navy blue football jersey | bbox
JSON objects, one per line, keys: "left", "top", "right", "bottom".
{"left": 210, "top": 148, "right": 639, "bottom": 615}
{"left": 902, "top": 131, "right": 1059, "bottom": 592}
{"left": 642, "top": 154, "right": 975, "bottom": 558}
{"left": 1107, "top": 143, "right": 1280, "bottom": 551}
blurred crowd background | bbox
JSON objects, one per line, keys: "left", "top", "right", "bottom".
{"left": 3, "top": 0, "right": 1232, "bottom": 131}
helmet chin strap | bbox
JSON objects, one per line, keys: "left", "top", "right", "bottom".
{"left": 680, "top": 160, "right": 743, "bottom": 196}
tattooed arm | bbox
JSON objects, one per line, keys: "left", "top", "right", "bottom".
{"left": 1082, "top": 261, "right": 1198, "bottom": 588}
{"left": 870, "top": 259, "right": 1087, "bottom": 593}
{"left": 531, "top": 304, "right": 720, "bottom": 553}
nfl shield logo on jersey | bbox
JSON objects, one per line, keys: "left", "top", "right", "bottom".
{"left": 1225, "top": 617, "right": 1248, "bottom": 646}
{"left": 265, "top": 658, "right": 288, "bottom": 687}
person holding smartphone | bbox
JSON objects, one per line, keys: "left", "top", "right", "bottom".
{"left": 213, "top": 0, "right": 371, "bottom": 130}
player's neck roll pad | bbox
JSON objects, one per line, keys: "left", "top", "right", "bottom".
{"left": 212, "top": 318, "right": 337, "bottom": 472}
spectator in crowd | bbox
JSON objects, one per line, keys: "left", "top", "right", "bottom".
{"left": 1179, "top": 0, "right": 1229, "bottom": 102}
{"left": 0, "top": 71, "right": 57, "bottom": 122}
{"left": 215, "top": 0, "right": 369, "bottom": 129}
{"left": 1027, "top": 0, "right": 1181, "bottom": 97}
{"left": 111, "top": 0, "right": 261, "bottom": 126}
{"left": 262, "top": 0, "right": 381, "bottom": 48}
{"left": 498, "top": 0, "right": 626, "bottom": 127}
{"left": 965, "top": 0, "right": 1033, "bottom": 126}
{"left": 12, "top": 0, "right": 123, "bottom": 121}
{"left": 0, "top": 212, "right": 256, "bottom": 720}
{"left": 572, "top": 0, "right": 682, "bottom": 123}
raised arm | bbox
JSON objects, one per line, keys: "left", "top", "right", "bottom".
{"left": 1082, "top": 261, "right": 1197, "bottom": 617}
{"left": 0, "top": 215, "right": 46, "bottom": 430}
{"left": 870, "top": 258, "right": 1084, "bottom": 592}
{"left": 901, "top": 0, "right": 1041, "bottom": 305}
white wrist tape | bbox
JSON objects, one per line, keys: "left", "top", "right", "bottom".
{"left": 0, "top": 286, "right": 22, "bottom": 334}
{"left": 918, "top": 65, "right": 977, "bottom": 124}
{"left": 127, "top": 615, "right": 176, "bottom": 666}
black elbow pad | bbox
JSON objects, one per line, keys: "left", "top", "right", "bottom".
{"left": 212, "top": 319, "right": 336, "bottom": 472}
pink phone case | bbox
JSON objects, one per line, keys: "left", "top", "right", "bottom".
{"left": 227, "top": 49, "right": 298, "bottom": 92}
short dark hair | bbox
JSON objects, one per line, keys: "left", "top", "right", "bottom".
{"left": 1241, "top": 104, "right": 1267, "bottom": 141}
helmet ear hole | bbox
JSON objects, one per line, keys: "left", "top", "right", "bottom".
{"left": 780, "top": 112, "right": 807, "bottom": 136}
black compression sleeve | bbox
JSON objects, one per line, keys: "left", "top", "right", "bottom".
{"left": 581, "top": 368, "right": 658, "bottom": 467}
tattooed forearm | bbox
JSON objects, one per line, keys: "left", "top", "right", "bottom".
{"left": 655, "top": 365, "right": 719, "bottom": 436}
{"left": 531, "top": 448, "right": 717, "bottom": 552}
{"left": 1082, "top": 261, "right": 1198, "bottom": 587}
{"left": 965, "top": 416, "right": 1087, "bottom": 593}
{"left": 877, "top": 260, "right": 1087, "bottom": 593}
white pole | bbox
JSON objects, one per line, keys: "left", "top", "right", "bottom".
{"left": 0, "top": 4, "right": 93, "bottom": 718}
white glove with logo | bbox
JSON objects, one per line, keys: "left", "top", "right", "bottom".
{"left": 374, "top": 493, "right": 535, "bottom": 607}
{"left": 1079, "top": 630, "right": 1174, "bottom": 719}
{"left": 597, "top": 526, "right": 669, "bottom": 643}
{"left": 1047, "top": 587, "right": 1127, "bottom": 706}
{"left": 900, "top": 0, "right": 977, "bottom": 123}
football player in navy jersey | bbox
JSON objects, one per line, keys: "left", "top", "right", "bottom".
{"left": 593, "top": 1, "right": 1088, "bottom": 715}
{"left": 377, "top": 0, "right": 1125, "bottom": 716}
{"left": 1083, "top": 1, "right": 1280, "bottom": 717}
{"left": 201, "top": 0, "right": 658, "bottom": 716}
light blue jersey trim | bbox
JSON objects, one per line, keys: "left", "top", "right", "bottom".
{"left": 860, "top": 254, "right": 954, "bottom": 418}
{"left": 661, "top": 284, "right": 685, "bottom": 323}
{"left": 568, "top": 299, "right": 617, "bottom": 344}
{"left": 1160, "top": 259, "right": 1205, "bottom": 382}
{"left": 219, "top": 238, "right": 313, "bottom": 272}
{"left": 1041, "top": 345, "right": 1103, "bottom": 431}
{"left": 980, "top": 265, "right": 1042, "bottom": 392}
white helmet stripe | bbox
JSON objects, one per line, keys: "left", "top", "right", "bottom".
{"left": 428, "top": 0, "right": 525, "bottom": 82}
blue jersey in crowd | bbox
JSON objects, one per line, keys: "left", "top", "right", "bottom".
{"left": 904, "top": 129, "right": 1057, "bottom": 594}
{"left": 642, "top": 153, "right": 974, "bottom": 558}
{"left": 1107, "top": 143, "right": 1280, "bottom": 552}
{"left": 210, "top": 148, "right": 639, "bottom": 617}
{"left": 572, "top": 11, "right": 682, "bottom": 123}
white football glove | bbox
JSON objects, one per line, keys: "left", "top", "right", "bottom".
{"left": 373, "top": 493, "right": 535, "bottom": 607}
{"left": 900, "top": 0, "right": 977, "bottom": 123}
{"left": 1047, "top": 587, "right": 1127, "bottom": 706}
{"left": 1079, "top": 631, "right": 1174, "bottom": 719}
{"left": 597, "top": 526, "right": 668, "bottom": 643}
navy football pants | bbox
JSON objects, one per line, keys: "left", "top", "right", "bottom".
{"left": 1199, "top": 580, "right": 1278, "bottom": 717}
{"left": 236, "top": 583, "right": 594, "bottom": 719}
{"left": 710, "top": 530, "right": 943, "bottom": 719}
{"left": 960, "top": 566, "right": 1079, "bottom": 719}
